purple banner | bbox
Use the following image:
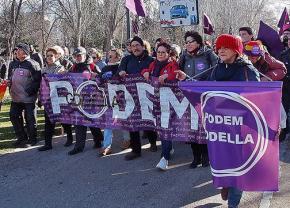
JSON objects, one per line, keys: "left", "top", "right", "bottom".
{"left": 40, "top": 73, "right": 205, "bottom": 143}
{"left": 179, "top": 81, "right": 281, "bottom": 191}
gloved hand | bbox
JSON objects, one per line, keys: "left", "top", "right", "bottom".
{"left": 102, "top": 71, "right": 113, "bottom": 80}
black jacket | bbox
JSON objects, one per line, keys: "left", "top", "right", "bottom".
{"left": 118, "top": 50, "right": 154, "bottom": 75}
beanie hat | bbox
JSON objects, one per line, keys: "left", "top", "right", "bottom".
{"left": 46, "top": 47, "right": 58, "bottom": 55}
{"left": 131, "top": 36, "right": 144, "bottom": 46}
{"left": 73, "top": 46, "right": 86, "bottom": 55}
{"left": 215, "top": 34, "right": 243, "bottom": 55}
{"left": 244, "top": 41, "right": 264, "bottom": 57}
{"left": 16, "top": 43, "right": 30, "bottom": 55}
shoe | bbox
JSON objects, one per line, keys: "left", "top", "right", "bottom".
{"left": 99, "top": 147, "right": 112, "bottom": 157}
{"left": 156, "top": 157, "right": 168, "bottom": 171}
{"left": 68, "top": 148, "right": 83, "bottom": 155}
{"left": 124, "top": 152, "right": 141, "bottom": 160}
{"left": 13, "top": 140, "right": 28, "bottom": 148}
{"left": 27, "top": 139, "right": 37, "bottom": 146}
{"left": 120, "top": 140, "right": 130, "bottom": 150}
{"left": 38, "top": 145, "right": 52, "bottom": 151}
{"left": 202, "top": 156, "right": 210, "bottom": 167}
{"left": 221, "top": 187, "right": 229, "bottom": 201}
{"left": 64, "top": 140, "right": 73, "bottom": 147}
{"left": 190, "top": 159, "right": 201, "bottom": 169}
{"left": 93, "top": 141, "right": 102, "bottom": 149}
{"left": 150, "top": 144, "right": 157, "bottom": 152}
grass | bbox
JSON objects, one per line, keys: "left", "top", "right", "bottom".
{"left": 0, "top": 96, "right": 62, "bottom": 152}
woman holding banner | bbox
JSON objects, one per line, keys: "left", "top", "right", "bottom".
{"left": 141, "top": 42, "right": 178, "bottom": 170}
{"left": 179, "top": 31, "right": 218, "bottom": 169}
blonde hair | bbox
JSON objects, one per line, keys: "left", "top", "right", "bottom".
{"left": 143, "top": 40, "right": 152, "bottom": 55}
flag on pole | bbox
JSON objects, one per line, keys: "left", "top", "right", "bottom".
{"left": 278, "top": 7, "right": 289, "bottom": 35}
{"left": 126, "top": 0, "right": 147, "bottom": 17}
{"left": 257, "top": 21, "right": 284, "bottom": 59}
{"left": 203, "top": 13, "right": 214, "bottom": 35}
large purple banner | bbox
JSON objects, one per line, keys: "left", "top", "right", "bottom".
{"left": 41, "top": 74, "right": 281, "bottom": 191}
{"left": 40, "top": 73, "right": 205, "bottom": 143}
{"left": 180, "top": 81, "right": 281, "bottom": 191}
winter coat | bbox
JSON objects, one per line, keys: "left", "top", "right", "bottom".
{"left": 141, "top": 59, "right": 179, "bottom": 81}
{"left": 10, "top": 57, "right": 41, "bottom": 103}
{"left": 254, "top": 52, "right": 286, "bottom": 81}
{"left": 209, "top": 57, "right": 260, "bottom": 81}
{"left": 118, "top": 50, "right": 154, "bottom": 75}
{"left": 41, "top": 63, "right": 65, "bottom": 75}
{"left": 179, "top": 46, "right": 218, "bottom": 80}
{"left": 280, "top": 49, "right": 290, "bottom": 77}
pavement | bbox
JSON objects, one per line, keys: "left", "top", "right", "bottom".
{"left": 0, "top": 133, "right": 289, "bottom": 208}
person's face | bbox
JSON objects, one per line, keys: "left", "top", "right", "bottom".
{"left": 157, "top": 46, "right": 169, "bottom": 62}
{"left": 185, "top": 36, "right": 200, "bottom": 52}
{"left": 248, "top": 56, "right": 261, "bottom": 64}
{"left": 74, "top": 54, "right": 86, "bottom": 63}
{"left": 218, "top": 47, "right": 237, "bottom": 63}
{"left": 283, "top": 30, "right": 290, "bottom": 39}
{"left": 16, "top": 48, "right": 27, "bottom": 61}
{"left": 131, "top": 41, "right": 144, "bottom": 56}
{"left": 239, "top": 30, "right": 253, "bottom": 43}
{"left": 46, "top": 51, "right": 57, "bottom": 65}
{"left": 126, "top": 43, "right": 132, "bottom": 52}
{"left": 91, "top": 53, "right": 99, "bottom": 63}
{"left": 108, "top": 51, "right": 119, "bottom": 63}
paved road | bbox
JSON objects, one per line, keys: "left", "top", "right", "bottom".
{"left": 0, "top": 134, "right": 289, "bottom": 208}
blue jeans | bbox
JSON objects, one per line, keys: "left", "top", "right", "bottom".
{"left": 103, "top": 129, "right": 113, "bottom": 148}
{"left": 161, "top": 140, "right": 172, "bottom": 160}
{"left": 228, "top": 187, "right": 243, "bottom": 208}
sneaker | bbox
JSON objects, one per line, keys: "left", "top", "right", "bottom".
{"left": 120, "top": 140, "right": 130, "bottom": 150}
{"left": 190, "top": 159, "right": 201, "bottom": 169}
{"left": 156, "top": 157, "right": 168, "bottom": 171}
{"left": 13, "top": 140, "right": 28, "bottom": 148}
{"left": 64, "top": 140, "right": 73, "bottom": 147}
{"left": 99, "top": 147, "right": 112, "bottom": 157}
{"left": 68, "top": 148, "right": 83, "bottom": 155}
{"left": 38, "top": 145, "right": 52, "bottom": 151}
{"left": 27, "top": 139, "right": 37, "bottom": 146}
{"left": 221, "top": 187, "right": 229, "bottom": 201}
{"left": 150, "top": 144, "right": 158, "bottom": 152}
{"left": 124, "top": 152, "right": 141, "bottom": 160}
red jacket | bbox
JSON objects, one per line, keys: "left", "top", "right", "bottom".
{"left": 141, "top": 60, "right": 179, "bottom": 81}
{"left": 254, "top": 52, "right": 287, "bottom": 81}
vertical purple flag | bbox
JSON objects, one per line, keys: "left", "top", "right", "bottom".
{"left": 126, "top": 0, "right": 147, "bottom": 17}
{"left": 257, "top": 21, "right": 284, "bottom": 59}
{"left": 278, "top": 7, "right": 289, "bottom": 35}
{"left": 203, "top": 13, "right": 214, "bottom": 35}
{"left": 179, "top": 81, "right": 281, "bottom": 191}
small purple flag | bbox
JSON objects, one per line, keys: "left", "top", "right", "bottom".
{"left": 278, "top": 7, "right": 289, "bottom": 29}
{"left": 126, "top": 0, "right": 147, "bottom": 17}
{"left": 203, "top": 13, "right": 214, "bottom": 35}
{"left": 257, "top": 21, "right": 284, "bottom": 59}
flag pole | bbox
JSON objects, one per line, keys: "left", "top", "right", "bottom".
{"left": 126, "top": 8, "right": 131, "bottom": 40}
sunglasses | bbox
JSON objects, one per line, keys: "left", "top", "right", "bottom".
{"left": 92, "top": 56, "right": 97, "bottom": 59}
{"left": 185, "top": 40, "right": 196, "bottom": 44}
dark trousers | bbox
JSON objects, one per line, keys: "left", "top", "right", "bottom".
{"left": 74, "top": 125, "right": 103, "bottom": 150}
{"left": 44, "top": 112, "right": 73, "bottom": 146}
{"left": 10, "top": 102, "right": 37, "bottom": 142}
{"left": 191, "top": 143, "right": 208, "bottom": 164}
{"left": 282, "top": 77, "right": 290, "bottom": 133}
{"left": 130, "top": 130, "right": 157, "bottom": 154}
{"left": 161, "top": 140, "right": 172, "bottom": 160}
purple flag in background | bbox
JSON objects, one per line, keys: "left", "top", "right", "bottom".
{"left": 132, "top": 18, "right": 139, "bottom": 34}
{"left": 126, "top": 0, "right": 147, "bottom": 17}
{"left": 179, "top": 81, "right": 281, "bottom": 191}
{"left": 257, "top": 21, "right": 284, "bottom": 59}
{"left": 203, "top": 13, "right": 214, "bottom": 35}
{"left": 278, "top": 7, "right": 289, "bottom": 35}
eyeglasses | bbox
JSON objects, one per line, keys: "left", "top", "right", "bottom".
{"left": 185, "top": 40, "right": 196, "bottom": 44}
{"left": 157, "top": 51, "right": 167, "bottom": 54}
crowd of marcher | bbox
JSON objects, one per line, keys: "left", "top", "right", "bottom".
{"left": 1, "top": 24, "right": 290, "bottom": 208}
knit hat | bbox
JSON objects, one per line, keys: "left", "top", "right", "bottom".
{"left": 130, "top": 36, "right": 144, "bottom": 46}
{"left": 239, "top": 27, "right": 253, "bottom": 35}
{"left": 244, "top": 41, "right": 264, "bottom": 57}
{"left": 46, "top": 47, "right": 58, "bottom": 55}
{"left": 215, "top": 34, "right": 243, "bottom": 55}
{"left": 16, "top": 43, "right": 30, "bottom": 55}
